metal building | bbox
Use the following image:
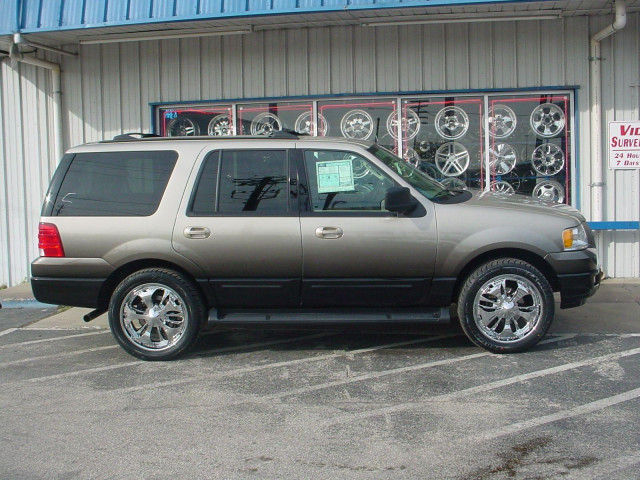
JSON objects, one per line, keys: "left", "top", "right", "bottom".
{"left": 0, "top": 0, "right": 639, "bottom": 287}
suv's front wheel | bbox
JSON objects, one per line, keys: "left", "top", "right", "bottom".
{"left": 109, "top": 268, "right": 205, "bottom": 360}
{"left": 457, "top": 258, "right": 554, "bottom": 353}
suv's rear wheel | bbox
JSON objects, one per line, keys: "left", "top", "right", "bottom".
{"left": 109, "top": 268, "right": 205, "bottom": 360}
{"left": 457, "top": 259, "right": 554, "bottom": 353}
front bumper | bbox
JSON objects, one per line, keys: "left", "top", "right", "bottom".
{"left": 544, "top": 248, "right": 602, "bottom": 309}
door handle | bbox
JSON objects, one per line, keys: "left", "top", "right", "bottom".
{"left": 183, "top": 226, "right": 211, "bottom": 239}
{"left": 315, "top": 226, "right": 343, "bottom": 239}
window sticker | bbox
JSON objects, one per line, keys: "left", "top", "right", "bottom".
{"left": 316, "top": 160, "right": 355, "bottom": 193}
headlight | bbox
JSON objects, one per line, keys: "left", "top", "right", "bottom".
{"left": 562, "top": 224, "right": 588, "bottom": 251}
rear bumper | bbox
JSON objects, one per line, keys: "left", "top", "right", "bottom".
{"left": 31, "top": 277, "right": 106, "bottom": 308}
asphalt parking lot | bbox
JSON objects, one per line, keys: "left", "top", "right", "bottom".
{"left": 1, "top": 280, "right": 639, "bottom": 480}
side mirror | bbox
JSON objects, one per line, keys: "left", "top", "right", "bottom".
{"left": 385, "top": 187, "right": 418, "bottom": 214}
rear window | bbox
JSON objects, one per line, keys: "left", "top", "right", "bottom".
{"left": 51, "top": 151, "right": 177, "bottom": 216}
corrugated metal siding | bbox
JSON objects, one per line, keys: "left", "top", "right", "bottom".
{"left": 0, "top": 57, "right": 57, "bottom": 287}
{"left": 0, "top": 14, "right": 638, "bottom": 287}
{"left": 1, "top": 0, "right": 554, "bottom": 34}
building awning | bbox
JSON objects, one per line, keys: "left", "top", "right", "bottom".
{"left": 0, "top": 0, "right": 638, "bottom": 52}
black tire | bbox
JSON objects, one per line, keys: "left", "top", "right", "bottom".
{"left": 457, "top": 258, "right": 554, "bottom": 353}
{"left": 108, "top": 268, "right": 205, "bottom": 360}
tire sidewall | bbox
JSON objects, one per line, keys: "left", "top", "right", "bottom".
{"left": 458, "top": 260, "right": 554, "bottom": 353}
{"left": 108, "top": 269, "right": 204, "bottom": 360}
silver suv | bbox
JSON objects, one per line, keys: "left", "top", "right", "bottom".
{"left": 32, "top": 135, "right": 601, "bottom": 360}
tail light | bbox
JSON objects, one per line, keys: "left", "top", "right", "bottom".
{"left": 38, "top": 222, "right": 65, "bottom": 257}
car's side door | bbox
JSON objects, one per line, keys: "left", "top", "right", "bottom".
{"left": 172, "top": 147, "right": 302, "bottom": 307}
{"left": 298, "top": 148, "right": 438, "bottom": 307}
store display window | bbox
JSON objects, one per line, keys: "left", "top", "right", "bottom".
{"left": 486, "top": 94, "right": 571, "bottom": 203}
{"left": 158, "top": 105, "right": 234, "bottom": 137}
{"left": 155, "top": 90, "right": 573, "bottom": 204}
{"left": 401, "top": 97, "right": 484, "bottom": 191}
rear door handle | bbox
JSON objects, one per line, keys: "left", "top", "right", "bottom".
{"left": 184, "top": 226, "right": 211, "bottom": 239}
{"left": 315, "top": 226, "right": 343, "bottom": 239}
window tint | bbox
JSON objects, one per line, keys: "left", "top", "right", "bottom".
{"left": 52, "top": 151, "right": 177, "bottom": 216}
{"left": 189, "top": 152, "right": 219, "bottom": 216}
{"left": 217, "top": 150, "right": 289, "bottom": 213}
{"left": 303, "top": 150, "right": 394, "bottom": 212}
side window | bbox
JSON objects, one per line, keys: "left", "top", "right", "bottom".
{"left": 191, "top": 149, "right": 289, "bottom": 215}
{"left": 52, "top": 151, "right": 177, "bottom": 216}
{"left": 303, "top": 150, "right": 394, "bottom": 212}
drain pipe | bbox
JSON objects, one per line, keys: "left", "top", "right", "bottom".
{"left": 590, "top": 0, "right": 627, "bottom": 222}
{"left": 10, "top": 38, "right": 63, "bottom": 164}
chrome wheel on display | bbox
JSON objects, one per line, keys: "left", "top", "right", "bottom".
{"left": 486, "top": 104, "right": 517, "bottom": 139}
{"left": 207, "top": 114, "right": 233, "bottom": 136}
{"left": 441, "top": 178, "right": 467, "bottom": 190}
{"left": 533, "top": 180, "right": 565, "bottom": 203}
{"left": 167, "top": 117, "right": 200, "bottom": 136}
{"left": 457, "top": 259, "right": 554, "bottom": 353}
{"left": 387, "top": 109, "right": 421, "bottom": 140}
{"left": 403, "top": 147, "right": 420, "bottom": 165}
{"left": 488, "top": 143, "right": 518, "bottom": 174}
{"left": 435, "top": 106, "right": 469, "bottom": 139}
{"left": 250, "top": 112, "right": 283, "bottom": 136}
{"left": 294, "top": 111, "right": 328, "bottom": 136}
{"left": 340, "top": 109, "right": 374, "bottom": 140}
{"left": 435, "top": 142, "right": 470, "bottom": 177}
{"left": 531, "top": 143, "right": 565, "bottom": 176}
{"left": 490, "top": 180, "right": 515, "bottom": 195}
{"left": 530, "top": 103, "right": 565, "bottom": 138}
{"left": 417, "top": 162, "right": 438, "bottom": 180}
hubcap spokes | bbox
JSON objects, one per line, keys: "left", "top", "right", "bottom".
{"left": 474, "top": 276, "right": 542, "bottom": 342}
{"left": 121, "top": 284, "right": 187, "bottom": 351}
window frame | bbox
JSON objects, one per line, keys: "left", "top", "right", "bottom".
{"left": 187, "top": 148, "right": 297, "bottom": 217}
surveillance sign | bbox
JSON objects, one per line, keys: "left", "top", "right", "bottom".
{"left": 609, "top": 121, "right": 640, "bottom": 169}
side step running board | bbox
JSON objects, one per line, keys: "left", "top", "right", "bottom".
{"left": 208, "top": 308, "right": 450, "bottom": 326}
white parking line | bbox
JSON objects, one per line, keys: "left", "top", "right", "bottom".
{"left": 0, "top": 328, "right": 18, "bottom": 337}
{"left": 323, "top": 345, "right": 640, "bottom": 426}
{"left": 0, "top": 330, "right": 110, "bottom": 349}
{"left": 115, "top": 334, "right": 457, "bottom": 394}
{"left": 561, "top": 451, "right": 640, "bottom": 480}
{"left": 8, "top": 332, "right": 338, "bottom": 385}
{"left": 1, "top": 345, "right": 119, "bottom": 367}
{"left": 474, "top": 387, "right": 640, "bottom": 442}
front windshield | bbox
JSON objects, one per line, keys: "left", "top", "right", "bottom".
{"left": 367, "top": 144, "right": 450, "bottom": 200}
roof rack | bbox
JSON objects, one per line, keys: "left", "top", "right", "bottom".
{"left": 111, "top": 133, "right": 163, "bottom": 141}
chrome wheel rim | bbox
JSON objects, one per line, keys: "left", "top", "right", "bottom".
{"left": 441, "top": 177, "right": 467, "bottom": 190}
{"left": 435, "top": 106, "right": 469, "bottom": 139}
{"left": 167, "top": 117, "right": 199, "bottom": 136}
{"left": 294, "top": 112, "right": 328, "bottom": 136}
{"left": 435, "top": 142, "right": 470, "bottom": 177}
{"left": 120, "top": 283, "right": 188, "bottom": 351}
{"left": 340, "top": 109, "right": 374, "bottom": 140}
{"left": 531, "top": 144, "right": 565, "bottom": 175}
{"left": 533, "top": 180, "right": 565, "bottom": 203}
{"left": 486, "top": 104, "right": 517, "bottom": 139}
{"left": 473, "top": 274, "right": 543, "bottom": 343}
{"left": 530, "top": 103, "right": 565, "bottom": 138}
{"left": 387, "top": 110, "right": 421, "bottom": 140}
{"left": 489, "top": 143, "right": 517, "bottom": 174}
{"left": 490, "top": 180, "right": 515, "bottom": 195}
{"left": 207, "top": 114, "right": 233, "bottom": 136}
{"left": 250, "top": 112, "right": 283, "bottom": 136}
{"left": 403, "top": 147, "right": 420, "bottom": 165}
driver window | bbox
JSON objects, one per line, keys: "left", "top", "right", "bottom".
{"left": 303, "top": 150, "right": 394, "bottom": 212}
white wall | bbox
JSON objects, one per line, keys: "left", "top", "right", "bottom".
{"left": 0, "top": 13, "right": 638, "bottom": 287}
